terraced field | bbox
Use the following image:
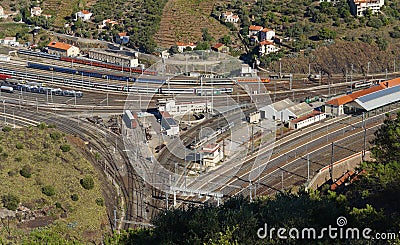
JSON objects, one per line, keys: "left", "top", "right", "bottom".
{"left": 154, "top": 0, "right": 232, "bottom": 48}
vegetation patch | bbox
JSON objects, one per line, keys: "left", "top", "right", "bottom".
{"left": 0, "top": 126, "right": 108, "bottom": 244}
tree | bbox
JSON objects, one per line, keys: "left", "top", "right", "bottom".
{"left": 375, "top": 36, "right": 388, "bottom": 51}
{"left": 219, "top": 35, "right": 232, "bottom": 45}
{"left": 169, "top": 45, "right": 179, "bottom": 54}
{"left": 2, "top": 194, "right": 20, "bottom": 211}
{"left": 80, "top": 176, "right": 94, "bottom": 190}
{"left": 317, "top": 27, "right": 336, "bottom": 40}
{"left": 42, "top": 185, "right": 56, "bottom": 196}
{"left": 202, "top": 28, "right": 213, "bottom": 42}
{"left": 60, "top": 144, "right": 71, "bottom": 152}
{"left": 20, "top": 165, "right": 32, "bottom": 178}
{"left": 371, "top": 111, "right": 400, "bottom": 164}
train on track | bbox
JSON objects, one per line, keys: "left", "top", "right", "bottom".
{"left": 0, "top": 74, "right": 83, "bottom": 97}
{"left": 18, "top": 49, "right": 157, "bottom": 75}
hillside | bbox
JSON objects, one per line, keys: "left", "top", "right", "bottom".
{"left": 154, "top": 0, "right": 233, "bottom": 48}
{"left": 0, "top": 124, "right": 108, "bottom": 243}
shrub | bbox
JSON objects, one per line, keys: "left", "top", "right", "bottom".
{"left": 50, "top": 132, "right": 62, "bottom": 141}
{"left": 37, "top": 123, "right": 47, "bottom": 130}
{"left": 15, "top": 143, "right": 24, "bottom": 150}
{"left": 15, "top": 156, "right": 22, "bottom": 162}
{"left": 60, "top": 144, "right": 71, "bottom": 152}
{"left": 2, "top": 194, "right": 20, "bottom": 211}
{"left": 2, "top": 126, "right": 12, "bottom": 132}
{"left": 95, "top": 198, "right": 104, "bottom": 206}
{"left": 2, "top": 152, "right": 8, "bottom": 158}
{"left": 55, "top": 202, "right": 62, "bottom": 209}
{"left": 80, "top": 176, "right": 94, "bottom": 190}
{"left": 71, "top": 194, "right": 79, "bottom": 201}
{"left": 42, "top": 185, "right": 56, "bottom": 196}
{"left": 20, "top": 165, "right": 32, "bottom": 178}
{"left": 0, "top": 146, "right": 3, "bottom": 153}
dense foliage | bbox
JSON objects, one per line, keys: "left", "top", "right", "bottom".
{"left": 107, "top": 111, "right": 400, "bottom": 244}
{"left": 89, "top": 0, "right": 168, "bottom": 53}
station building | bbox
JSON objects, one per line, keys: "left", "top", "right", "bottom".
{"left": 88, "top": 49, "right": 139, "bottom": 68}
{"left": 201, "top": 143, "right": 223, "bottom": 167}
{"left": 160, "top": 111, "right": 179, "bottom": 136}
{"left": 324, "top": 77, "right": 400, "bottom": 116}
{"left": 47, "top": 41, "right": 80, "bottom": 57}
{"left": 157, "top": 99, "right": 212, "bottom": 116}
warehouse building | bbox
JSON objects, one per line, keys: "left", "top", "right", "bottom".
{"left": 282, "top": 102, "right": 313, "bottom": 122}
{"left": 259, "top": 98, "right": 295, "bottom": 121}
{"left": 351, "top": 85, "right": 400, "bottom": 112}
{"left": 289, "top": 111, "right": 326, "bottom": 130}
{"left": 88, "top": 49, "right": 139, "bottom": 68}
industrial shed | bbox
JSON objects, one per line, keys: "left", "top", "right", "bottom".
{"left": 352, "top": 85, "right": 400, "bottom": 112}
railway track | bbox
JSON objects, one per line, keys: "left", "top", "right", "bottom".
{"left": 1, "top": 105, "right": 148, "bottom": 229}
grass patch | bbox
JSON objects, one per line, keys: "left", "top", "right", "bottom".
{"left": 0, "top": 126, "right": 108, "bottom": 243}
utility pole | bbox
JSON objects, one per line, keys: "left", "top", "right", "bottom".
{"left": 330, "top": 142, "right": 334, "bottom": 181}
{"left": 307, "top": 154, "right": 310, "bottom": 181}
{"left": 289, "top": 74, "right": 292, "bottom": 91}
{"left": 350, "top": 64, "right": 353, "bottom": 84}
{"left": 251, "top": 124, "right": 254, "bottom": 152}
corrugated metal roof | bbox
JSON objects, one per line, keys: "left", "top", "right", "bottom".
{"left": 354, "top": 85, "right": 400, "bottom": 111}
{"left": 285, "top": 102, "right": 313, "bottom": 117}
{"left": 272, "top": 98, "right": 295, "bottom": 111}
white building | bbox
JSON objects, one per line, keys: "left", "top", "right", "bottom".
{"left": 47, "top": 41, "right": 80, "bottom": 57}
{"left": 202, "top": 143, "right": 223, "bottom": 167}
{"left": 157, "top": 99, "right": 212, "bottom": 116}
{"left": 160, "top": 111, "right": 179, "bottom": 136}
{"left": 282, "top": 102, "right": 313, "bottom": 122}
{"left": 260, "top": 28, "right": 275, "bottom": 41}
{"left": 248, "top": 25, "right": 264, "bottom": 37}
{"left": 289, "top": 111, "right": 326, "bottom": 130}
{"left": 1, "top": 37, "right": 16, "bottom": 45}
{"left": 320, "top": 0, "right": 341, "bottom": 4}
{"left": 76, "top": 10, "right": 92, "bottom": 21}
{"left": 259, "top": 40, "right": 280, "bottom": 55}
{"left": 247, "top": 112, "right": 261, "bottom": 124}
{"left": 0, "top": 5, "right": 7, "bottom": 18}
{"left": 176, "top": 42, "right": 197, "bottom": 53}
{"left": 221, "top": 11, "right": 239, "bottom": 23}
{"left": 259, "top": 98, "right": 295, "bottom": 121}
{"left": 30, "top": 7, "right": 42, "bottom": 17}
{"left": 349, "top": 0, "right": 384, "bottom": 16}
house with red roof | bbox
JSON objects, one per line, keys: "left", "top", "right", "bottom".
{"left": 46, "top": 41, "right": 80, "bottom": 57}
{"left": 259, "top": 40, "right": 279, "bottom": 55}
{"left": 211, "top": 43, "right": 229, "bottom": 53}
{"left": 248, "top": 25, "right": 264, "bottom": 37}
{"left": 176, "top": 42, "right": 197, "bottom": 53}
{"left": 75, "top": 10, "right": 92, "bottom": 21}
{"left": 221, "top": 11, "right": 239, "bottom": 23}
{"left": 260, "top": 28, "right": 275, "bottom": 41}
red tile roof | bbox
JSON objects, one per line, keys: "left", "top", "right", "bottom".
{"left": 81, "top": 10, "right": 91, "bottom": 14}
{"left": 176, "top": 42, "right": 196, "bottom": 47}
{"left": 261, "top": 28, "right": 272, "bottom": 32}
{"left": 47, "top": 41, "right": 73, "bottom": 51}
{"left": 259, "top": 40, "right": 274, "bottom": 46}
{"left": 118, "top": 32, "right": 128, "bottom": 37}
{"left": 379, "top": 77, "right": 400, "bottom": 88}
{"left": 291, "top": 110, "right": 323, "bottom": 124}
{"left": 326, "top": 85, "right": 384, "bottom": 106}
{"left": 212, "top": 43, "right": 224, "bottom": 49}
{"left": 249, "top": 25, "right": 263, "bottom": 31}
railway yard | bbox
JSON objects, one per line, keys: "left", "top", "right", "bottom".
{"left": 1, "top": 48, "right": 400, "bottom": 229}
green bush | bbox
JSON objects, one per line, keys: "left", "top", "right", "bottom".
{"left": 2, "top": 194, "right": 20, "bottom": 211}
{"left": 95, "top": 198, "right": 104, "bottom": 206}
{"left": 2, "top": 126, "right": 12, "bottom": 132}
{"left": 0, "top": 146, "right": 3, "bottom": 153}
{"left": 55, "top": 202, "right": 62, "bottom": 209}
{"left": 15, "top": 143, "right": 24, "bottom": 150}
{"left": 42, "top": 185, "right": 56, "bottom": 196}
{"left": 80, "top": 176, "right": 94, "bottom": 190}
{"left": 15, "top": 156, "right": 22, "bottom": 162}
{"left": 50, "top": 132, "right": 62, "bottom": 141}
{"left": 20, "top": 165, "right": 32, "bottom": 178}
{"left": 60, "top": 144, "right": 71, "bottom": 152}
{"left": 37, "top": 123, "right": 47, "bottom": 130}
{"left": 71, "top": 194, "right": 79, "bottom": 201}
